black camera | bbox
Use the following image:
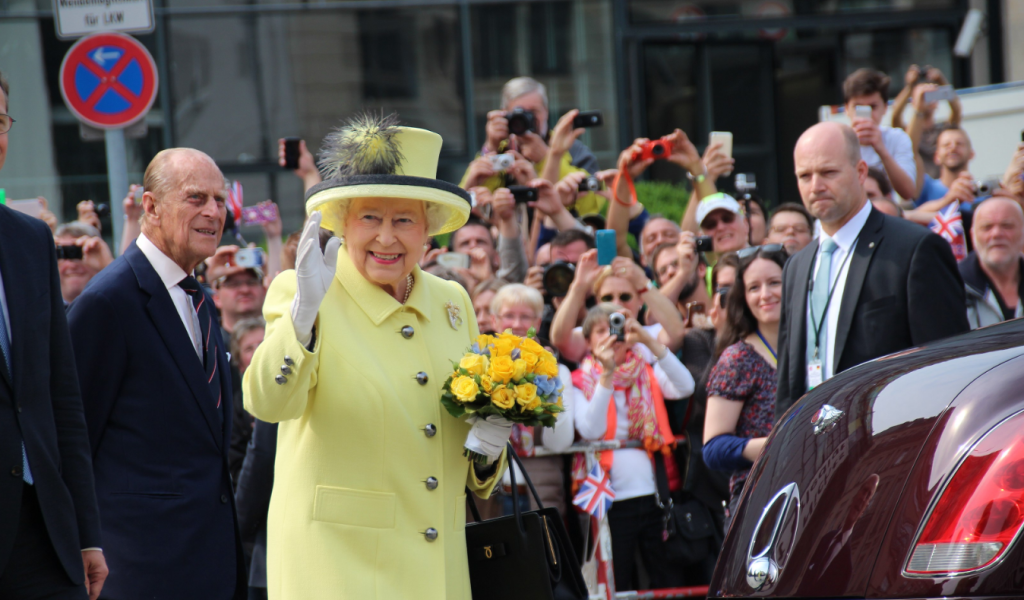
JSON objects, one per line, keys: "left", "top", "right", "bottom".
{"left": 696, "top": 236, "right": 714, "bottom": 253}
{"left": 94, "top": 203, "right": 110, "bottom": 218}
{"left": 505, "top": 107, "right": 536, "bottom": 136}
{"left": 509, "top": 185, "right": 538, "bottom": 204}
{"left": 55, "top": 245, "right": 83, "bottom": 260}
{"left": 609, "top": 312, "right": 626, "bottom": 342}
{"left": 578, "top": 176, "right": 604, "bottom": 193}
{"left": 542, "top": 261, "right": 575, "bottom": 298}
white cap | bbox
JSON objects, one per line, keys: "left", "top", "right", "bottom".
{"left": 696, "top": 193, "right": 743, "bottom": 228}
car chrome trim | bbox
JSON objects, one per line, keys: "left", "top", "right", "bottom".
{"left": 902, "top": 407, "right": 1024, "bottom": 579}
{"left": 812, "top": 404, "right": 844, "bottom": 435}
{"left": 746, "top": 482, "right": 800, "bottom": 590}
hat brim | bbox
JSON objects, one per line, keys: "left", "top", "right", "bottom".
{"left": 305, "top": 175, "right": 471, "bottom": 236}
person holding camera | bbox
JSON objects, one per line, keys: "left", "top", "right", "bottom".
{"left": 914, "top": 126, "right": 976, "bottom": 209}
{"left": 652, "top": 232, "right": 709, "bottom": 318}
{"left": 459, "top": 77, "right": 597, "bottom": 193}
{"left": 702, "top": 245, "right": 787, "bottom": 529}
{"left": 54, "top": 222, "right": 114, "bottom": 306}
{"left": 550, "top": 249, "right": 686, "bottom": 364}
{"left": 892, "top": 65, "right": 962, "bottom": 180}
{"left": 573, "top": 304, "right": 695, "bottom": 590}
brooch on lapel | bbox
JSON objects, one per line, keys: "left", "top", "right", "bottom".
{"left": 444, "top": 300, "right": 463, "bottom": 330}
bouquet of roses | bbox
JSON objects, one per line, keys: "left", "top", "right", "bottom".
{"left": 442, "top": 329, "right": 564, "bottom": 463}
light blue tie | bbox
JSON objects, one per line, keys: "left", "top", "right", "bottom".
{"left": 806, "top": 238, "right": 838, "bottom": 369}
{"left": 0, "top": 309, "right": 32, "bottom": 485}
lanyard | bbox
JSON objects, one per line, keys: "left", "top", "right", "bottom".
{"left": 808, "top": 237, "right": 858, "bottom": 359}
{"left": 755, "top": 330, "right": 777, "bottom": 365}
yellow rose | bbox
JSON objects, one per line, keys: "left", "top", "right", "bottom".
{"left": 479, "top": 375, "right": 494, "bottom": 393}
{"left": 515, "top": 383, "right": 538, "bottom": 410}
{"left": 512, "top": 359, "right": 529, "bottom": 381}
{"left": 520, "top": 337, "right": 546, "bottom": 356}
{"left": 476, "top": 334, "right": 496, "bottom": 351}
{"left": 489, "top": 355, "right": 516, "bottom": 383}
{"left": 491, "top": 386, "right": 516, "bottom": 409}
{"left": 450, "top": 376, "right": 480, "bottom": 403}
{"left": 535, "top": 357, "right": 559, "bottom": 378}
{"left": 492, "top": 335, "right": 518, "bottom": 357}
{"left": 459, "top": 353, "right": 489, "bottom": 376}
{"left": 519, "top": 348, "right": 540, "bottom": 368}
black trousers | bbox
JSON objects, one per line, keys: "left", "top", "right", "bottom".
{"left": 0, "top": 485, "right": 86, "bottom": 600}
{"left": 607, "top": 494, "right": 686, "bottom": 591}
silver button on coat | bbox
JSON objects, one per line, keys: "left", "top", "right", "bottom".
{"left": 424, "top": 528, "right": 438, "bottom": 541}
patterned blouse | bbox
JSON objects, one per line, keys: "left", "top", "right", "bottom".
{"left": 706, "top": 340, "right": 777, "bottom": 496}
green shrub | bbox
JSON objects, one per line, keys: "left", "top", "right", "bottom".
{"left": 634, "top": 180, "right": 690, "bottom": 223}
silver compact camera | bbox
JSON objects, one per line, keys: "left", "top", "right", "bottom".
{"left": 609, "top": 312, "right": 626, "bottom": 342}
{"left": 489, "top": 153, "right": 515, "bottom": 171}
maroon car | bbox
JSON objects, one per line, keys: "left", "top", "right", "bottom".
{"left": 709, "top": 319, "right": 1024, "bottom": 599}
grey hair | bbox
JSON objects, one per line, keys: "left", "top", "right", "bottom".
{"left": 329, "top": 199, "right": 448, "bottom": 237}
{"left": 230, "top": 316, "right": 266, "bottom": 369}
{"left": 501, "top": 77, "right": 547, "bottom": 110}
{"left": 55, "top": 221, "right": 100, "bottom": 238}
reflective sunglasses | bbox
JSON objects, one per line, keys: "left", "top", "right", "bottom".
{"left": 0, "top": 114, "right": 14, "bottom": 135}
{"left": 736, "top": 243, "right": 784, "bottom": 259}
{"left": 701, "top": 211, "right": 736, "bottom": 230}
{"left": 714, "top": 286, "right": 731, "bottom": 308}
{"left": 600, "top": 292, "right": 634, "bottom": 304}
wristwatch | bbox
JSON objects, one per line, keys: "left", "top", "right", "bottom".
{"left": 686, "top": 164, "right": 708, "bottom": 184}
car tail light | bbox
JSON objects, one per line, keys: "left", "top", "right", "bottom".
{"left": 906, "top": 410, "right": 1024, "bottom": 576}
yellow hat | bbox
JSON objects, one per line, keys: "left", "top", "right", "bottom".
{"left": 305, "top": 113, "right": 471, "bottom": 236}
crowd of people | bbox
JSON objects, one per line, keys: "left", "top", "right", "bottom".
{"left": 2, "top": 62, "right": 1024, "bottom": 600}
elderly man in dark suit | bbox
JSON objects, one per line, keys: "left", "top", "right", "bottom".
{"left": 0, "top": 69, "right": 108, "bottom": 600}
{"left": 776, "top": 122, "right": 969, "bottom": 419}
{"left": 67, "top": 148, "right": 246, "bottom": 599}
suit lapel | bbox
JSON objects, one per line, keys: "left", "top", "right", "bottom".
{"left": 0, "top": 210, "right": 21, "bottom": 390}
{"left": 789, "top": 245, "right": 816, "bottom": 392}
{"left": 0, "top": 208, "right": 48, "bottom": 393}
{"left": 125, "top": 245, "right": 223, "bottom": 447}
{"left": 833, "top": 209, "right": 884, "bottom": 372}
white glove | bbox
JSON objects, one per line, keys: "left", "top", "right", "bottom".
{"left": 465, "top": 415, "right": 514, "bottom": 463}
{"left": 291, "top": 212, "right": 342, "bottom": 346}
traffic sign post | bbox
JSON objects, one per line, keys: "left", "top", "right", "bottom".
{"left": 59, "top": 32, "right": 158, "bottom": 255}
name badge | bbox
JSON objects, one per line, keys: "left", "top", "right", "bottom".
{"left": 807, "top": 360, "right": 823, "bottom": 390}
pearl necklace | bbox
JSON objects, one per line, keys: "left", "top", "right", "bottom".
{"left": 402, "top": 274, "right": 414, "bottom": 304}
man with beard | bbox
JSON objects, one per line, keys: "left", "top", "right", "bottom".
{"left": 775, "top": 122, "right": 968, "bottom": 419}
{"left": 652, "top": 233, "right": 709, "bottom": 316}
{"left": 960, "top": 197, "right": 1024, "bottom": 328}
{"left": 916, "top": 127, "right": 977, "bottom": 207}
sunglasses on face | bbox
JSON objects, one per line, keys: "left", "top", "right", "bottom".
{"left": 714, "top": 286, "right": 731, "bottom": 308}
{"left": 701, "top": 211, "right": 736, "bottom": 230}
{"left": 600, "top": 292, "right": 634, "bottom": 304}
{"left": 736, "top": 243, "right": 784, "bottom": 259}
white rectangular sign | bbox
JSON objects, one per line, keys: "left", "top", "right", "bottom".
{"left": 54, "top": 0, "right": 155, "bottom": 39}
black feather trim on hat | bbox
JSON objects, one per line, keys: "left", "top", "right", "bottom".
{"left": 318, "top": 112, "right": 405, "bottom": 180}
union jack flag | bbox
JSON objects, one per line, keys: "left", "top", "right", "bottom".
{"left": 929, "top": 200, "right": 967, "bottom": 262}
{"left": 573, "top": 463, "right": 616, "bottom": 519}
{"left": 226, "top": 181, "right": 244, "bottom": 225}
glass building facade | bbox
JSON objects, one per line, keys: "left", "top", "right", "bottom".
{"left": 0, "top": 0, "right": 996, "bottom": 243}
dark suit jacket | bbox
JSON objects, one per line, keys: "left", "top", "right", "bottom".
{"left": 0, "top": 206, "right": 101, "bottom": 583}
{"left": 776, "top": 207, "right": 969, "bottom": 418}
{"left": 234, "top": 419, "right": 278, "bottom": 588}
{"left": 67, "top": 241, "right": 245, "bottom": 600}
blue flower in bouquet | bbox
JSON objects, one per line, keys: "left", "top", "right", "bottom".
{"left": 534, "top": 374, "right": 558, "bottom": 398}
{"left": 470, "top": 342, "right": 490, "bottom": 356}
{"left": 511, "top": 348, "right": 521, "bottom": 361}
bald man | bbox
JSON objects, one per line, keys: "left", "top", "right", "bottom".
{"left": 67, "top": 149, "right": 246, "bottom": 599}
{"left": 960, "top": 197, "right": 1024, "bottom": 328}
{"left": 775, "top": 122, "right": 968, "bottom": 418}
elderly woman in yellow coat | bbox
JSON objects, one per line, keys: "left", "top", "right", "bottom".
{"left": 244, "top": 114, "right": 511, "bottom": 600}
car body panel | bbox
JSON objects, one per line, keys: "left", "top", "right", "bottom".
{"left": 710, "top": 319, "right": 1024, "bottom": 598}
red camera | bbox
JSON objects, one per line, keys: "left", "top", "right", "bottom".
{"left": 638, "top": 138, "right": 673, "bottom": 162}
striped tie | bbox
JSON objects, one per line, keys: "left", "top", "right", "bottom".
{"left": 0, "top": 307, "right": 33, "bottom": 484}
{"left": 178, "top": 276, "right": 222, "bottom": 415}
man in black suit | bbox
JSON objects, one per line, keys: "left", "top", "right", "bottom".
{"left": 776, "top": 122, "right": 969, "bottom": 419}
{"left": 0, "top": 70, "right": 108, "bottom": 600}
{"left": 68, "top": 148, "right": 246, "bottom": 599}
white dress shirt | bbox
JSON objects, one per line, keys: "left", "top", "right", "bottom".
{"left": 136, "top": 233, "right": 203, "bottom": 359}
{"left": 858, "top": 126, "right": 917, "bottom": 198}
{"left": 806, "top": 201, "right": 873, "bottom": 385}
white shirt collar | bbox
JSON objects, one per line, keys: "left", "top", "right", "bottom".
{"left": 820, "top": 201, "right": 872, "bottom": 252}
{"left": 137, "top": 233, "right": 190, "bottom": 290}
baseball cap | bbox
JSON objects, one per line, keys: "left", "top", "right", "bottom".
{"left": 696, "top": 192, "right": 743, "bottom": 228}
{"left": 215, "top": 266, "right": 264, "bottom": 287}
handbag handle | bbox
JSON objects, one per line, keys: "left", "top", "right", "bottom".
{"left": 463, "top": 442, "right": 548, "bottom": 531}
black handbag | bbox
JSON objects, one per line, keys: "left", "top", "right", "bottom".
{"left": 653, "top": 452, "right": 720, "bottom": 567}
{"left": 465, "top": 443, "right": 588, "bottom": 600}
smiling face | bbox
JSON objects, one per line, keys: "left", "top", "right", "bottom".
{"left": 934, "top": 129, "right": 973, "bottom": 172}
{"left": 493, "top": 301, "right": 541, "bottom": 338}
{"left": 795, "top": 123, "right": 868, "bottom": 233}
{"left": 142, "top": 150, "right": 227, "bottom": 273}
{"left": 641, "top": 218, "right": 680, "bottom": 265}
{"left": 701, "top": 208, "right": 749, "bottom": 253}
{"left": 742, "top": 257, "right": 783, "bottom": 327}
{"left": 972, "top": 198, "right": 1024, "bottom": 272}
{"left": 344, "top": 196, "right": 430, "bottom": 292}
